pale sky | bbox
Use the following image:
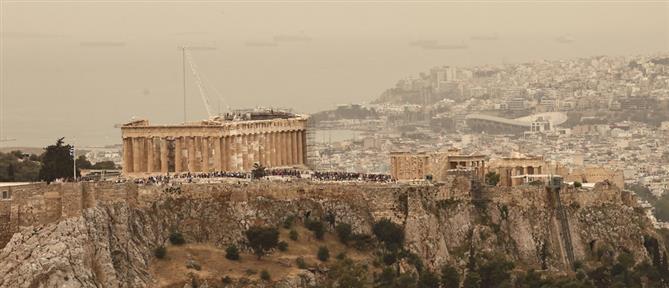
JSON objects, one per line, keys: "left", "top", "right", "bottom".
{"left": 1, "top": 0, "right": 668, "bottom": 147}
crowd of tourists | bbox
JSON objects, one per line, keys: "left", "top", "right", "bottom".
{"left": 311, "top": 171, "right": 392, "bottom": 182}
{"left": 264, "top": 168, "right": 303, "bottom": 178}
{"left": 116, "top": 168, "right": 392, "bottom": 185}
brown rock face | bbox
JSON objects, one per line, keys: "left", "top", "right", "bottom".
{"left": 0, "top": 180, "right": 665, "bottom": 287}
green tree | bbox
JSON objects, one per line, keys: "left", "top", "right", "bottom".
{"left": 418, "top": 270, "right": 440, "bottom": 288}
{"left": 441, "top": 264, "right": 460, "bottom": 288}
{"left": 38, "top": 138, "right": 78, "bottom": 182}
{"left": 462, "top": 272, "right": 481, "bottom": 288}
{"left": 76, "top": 155, "right": 93, "bottom": 169}
{"left": 306, "top": 219, "right": 326, "bottom": 240}
{"left": 373, "top": 218, "right": 405, "bottom": 251}
{"left": 335, "top": 223, "right": 352, "bottom": 244}
{"left": 485, "top": 171, "right": 500, "bottom": 186}
{"left": 251, "top": 163, "right": 266, "bottom": 179}
{"left": 479, "top": 257, "right": 514, "bottom": 288}
{"left": 92, "top": 161, "right": 116, "bottom": 170}
{"left": 324, "top": 258, "right": 367, "bottom": 288}
{"left": 6, "top": 163, "right": 15, "bottom": 181}
{"left": 318, "top": 246, "right": 330, "bottom": 262}
{"left": 245, "top": 226, "right": 279, "bottom": 259}
{"left": 225, "top": 245, "right": 240, "bottom": 260}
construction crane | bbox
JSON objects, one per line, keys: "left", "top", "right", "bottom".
{"left": 178, "top": 46, "right": 230, "bottom": 122}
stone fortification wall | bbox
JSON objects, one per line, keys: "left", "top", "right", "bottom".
{"left": 0, "top": 180, "right": 408, "bottom": 249}
{"left": 0, "top": 177, "right": 662, "bottom": 287}
{"left": 0, "top": 178, "right": 644, "bottom": 255}
{"left": 0, "top": 182, "right": 138, "bottom": 249}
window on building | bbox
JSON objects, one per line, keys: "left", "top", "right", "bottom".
{"left": 1, "top": 191, "right": 8, "bottom": 199}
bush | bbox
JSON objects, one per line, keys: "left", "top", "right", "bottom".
{"left": 296, "top": 257, "right": 308, "bottom": 269}
{"left": 574, "top": 181, "right": 582, "bottom": 188}
{"left": 306, "top": 220, "right": 326, "bottom": 240}
{"left": 441, "top": 265, "right": 460, "bottom": 288}
{"left": 418, "top": 270, "right": 440, "bottom": 288}
{"left": 336, "top": 252, "right": 347, "bottom": 260}
{"left": 283, "top": 215, "right": 295, "bottom": 229}
{"left": 225, "top": 245, "right": 240, "bottom": 260}
{"left": 245, "top": 268, "right": 257, "bottom": 275}
{"left": 373, "top": 219, "right": 404, "bottom": 251}
{"left": 289, "top": 229, "right": 299, "bottom": 241}
{"left": 222, "top": 276, "right": 232, "bottom": 284}
{"left": 169, "top": 232, "right": 186, "bottom": 245}
{"left": 278, "top": 241, "right": 288, "bottom": 252}
{"left": 245, "top": 226, "right": 279, "bottom": 259}
{"left": 351, "top": 234, "right": 375, "bottom": 251}
{"left": 335, "top": 223, "right": 353, "bottom": 244}
{"left": 154, "top": 246, "right": 167, "bottom": 259}
{"left": 260, "top": 270, "right": 271, "bottom": 281}
{"left": 318, "top": 246, "right": 330, "bottom": 262}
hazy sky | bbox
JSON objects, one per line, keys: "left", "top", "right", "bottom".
{"left": 1, "top": 0, "right": 668, "bottom": 147}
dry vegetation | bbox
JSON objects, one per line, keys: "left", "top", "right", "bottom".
{"left": 148, "top": 225, "right": 371, "bottom": 287}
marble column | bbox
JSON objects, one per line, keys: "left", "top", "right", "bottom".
{"left": 132, "top": 137, "right": 141, "bottom": 173}
{"left": 270, "top": 132, "right": 277, "bottom": 167}
{"left": 213, "top": 137, "right": 222, "bottom": 171}
{"left": 277, "top": 132, "right": 284, "bottom": 166}
{"left": 187, "top": 137, "right": 197, "bottom": 172}
{"left": 296, "top": 130, "right": 304, "bottom": 165}
{"left": 147, "top": 137, "right": 155, "bottom": 173}
{"left": 242, "top": 134, "right": 250, "bottom": 171}
{"left": 175, "top": 137, "right": 183, "bottom": 172}
{"left": 302, "top": 129, "right": 308, "bottom": 166}
{"left": 201, "top": 137, "right": 210, "bottom": 172}
{"left": 223, "top": 136, "right": 230, "bottom": 171}
{"left": 231, "top": 135, "right": 239, "bottom": 171}
{"left": 160, "top": 138, "right": 168, "bottom": 173}
{"left": 263, "top": 133, "right": 271, "bottom": 166}
{"left": 123, "top": 138, "right": 133, "bottom": 173}
{"left": 291, "top": 131, "right": 299, "bottom": 165}
{"left": 284, "top": 131, "right": 292, "bottom": 165}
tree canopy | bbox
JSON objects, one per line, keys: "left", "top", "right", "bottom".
{"left": 245, "top": 226, "right": 279, "bottom": 259}
{"left": 38, "top": 138, "right": 78, "bottom": 183}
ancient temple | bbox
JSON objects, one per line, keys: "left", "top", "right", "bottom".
{"left": 120, "top": 111, "right": 308, "bottom": 176}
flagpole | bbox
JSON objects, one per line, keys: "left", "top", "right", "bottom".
{"left": 73, "top": 145, "right": 77, "bottom": 182}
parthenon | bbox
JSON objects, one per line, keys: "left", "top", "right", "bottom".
{"left": 120, "top": 110, "right": 308, "bottom": 176}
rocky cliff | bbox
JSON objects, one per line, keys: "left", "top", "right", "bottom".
{"left": 0, "top": 180, "right": 665, "bottom": 287}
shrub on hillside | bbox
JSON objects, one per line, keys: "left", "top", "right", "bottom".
{"left": 225, "top": 245, "right": 240, "bottom": 260}
{"left": 245, "top": 226, "right": 279, "bottom": 259}
{"left": 335, "top": 223, "right": 352, "bottom": 244}
{"left": 296, "top": 257, "right": 308, "bottom": 269}
{"left": 278, "top": 241, "right": 288, "bottom": 251}
{"left": 318, "top": 246, "right": 330, "bottom": 262}
{"left": 260, "top": 270, "right": 271, "bottom": 281}
{"left": 154, "top": 246, "right": 167, "bottom": 259}
{"left": 441, "top": 264, "right": 460, "bottom": 288}
{"left": 373, "top": 219, "right": 404, "bottom": 251}
{"left": 306, "top": 219, "right": 326, "bottom": 240}
{"left": 169, "top": 232, "right": 186, "bottom": 245}
{"left": 283, "top": 215, "right": 295, "bottom": 229}
{"left": 289, "top": 229, "right": 299, "bottom": 241}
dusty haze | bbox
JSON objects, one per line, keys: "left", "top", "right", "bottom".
{"left": 0, "top": 0, "right": 667, "bottom": 147}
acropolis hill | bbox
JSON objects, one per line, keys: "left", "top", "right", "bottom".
{"left": 0, "top": 175, "right": 665, "bottom": 287}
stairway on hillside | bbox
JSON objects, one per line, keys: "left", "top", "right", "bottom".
{"left": 554, "top": 190, "right": 575, "bottom": 270}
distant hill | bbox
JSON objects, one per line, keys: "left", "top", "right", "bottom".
{"left": 0, "top": 147, "right": 44, "bottom": 155}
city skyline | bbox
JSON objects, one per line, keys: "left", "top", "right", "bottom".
{"left": 1, "top": 1, "right": 668, "bottom": 146}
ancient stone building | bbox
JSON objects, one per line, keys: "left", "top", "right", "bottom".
{"left": 390, "top": 149, "right": 487, "bottom": 182}
{"left": 488, "top": 155, "right": 547, "bottom": 186}
{"left": 121, "top": 111, "right": 308, "bottom": 175}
